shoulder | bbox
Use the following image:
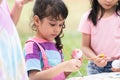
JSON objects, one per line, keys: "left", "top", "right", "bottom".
{"left": 78, "top": 9, "right": 94, "bottom": 34}
{"left": 82, "top": 9, "right": 91, "bottom": 18}
{"left": 79, "top": 9, "right": 92, "bottom": 27}
{"left": 25, "top": 39, "right": 40, "bottom": 50}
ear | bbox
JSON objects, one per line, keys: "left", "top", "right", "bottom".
{"left": 34, "top": 15, "right": 40, "bottom": 27}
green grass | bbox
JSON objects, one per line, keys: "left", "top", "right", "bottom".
{"left": 8, "top": 0, "right": 90, "bottom": 78}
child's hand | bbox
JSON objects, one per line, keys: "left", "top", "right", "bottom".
{"left": 93, "top": 55, "right": 108, "bottom": 67}
{"left": 21, "top": 0, "right": 33, "bottom": 4}
{"left": 62, "top": 59, "right": 82, "bottom": 72}
{"left": 16, "top": 0, "right": 33, "bottom": 6}
{"left": 111, "top": 68, "right": 120, "bottom": 72}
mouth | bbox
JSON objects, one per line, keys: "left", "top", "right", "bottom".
{"left": 105, "top": 3, "right": 112, "bottom": 6}
{"left": 51, "top": 34, "right": 58, "bottom": 37}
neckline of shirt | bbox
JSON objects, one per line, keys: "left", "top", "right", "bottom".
{"left": 100, "top": 13, "right": 116, "bottom": 21}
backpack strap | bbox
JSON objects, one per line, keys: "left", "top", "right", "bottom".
{"left": 26, "top": 39, "right": 50, "bottom": 70}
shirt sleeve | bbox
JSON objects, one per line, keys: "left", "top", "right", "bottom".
{"left": 24, "top": 41, "right": 43, "bottom": 72}
{"left": 78, "top": 11, "right": 91, "bottom": 34}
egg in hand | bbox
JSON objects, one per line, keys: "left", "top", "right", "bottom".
{"left": 112, "top": 60, "right": 120, "bottom": 69}
{"left": 72, "top": 49, "right": 83, "bottom": 59}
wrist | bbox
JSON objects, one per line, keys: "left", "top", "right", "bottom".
{"left": 60, "top": 61, "right": 69, "bottom": 72}
{"left": 58, "top": 62, "right": 66, "bottom": 72}
{"left": 15, "top": 0, "right": 24, "bottom": 8}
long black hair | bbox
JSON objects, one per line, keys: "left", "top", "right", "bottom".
{"left": 32, "top": 0, "right": 68, "bottom": 50}
{"left": 88, "top": 0, "right": 120, "bottom": 25}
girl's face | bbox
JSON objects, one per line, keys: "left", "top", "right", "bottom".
{"left": 34, "top": 16, "right": 64, "bottom": 41}
{"left": 98, "top": 0, "right": 118, "bottom": 10}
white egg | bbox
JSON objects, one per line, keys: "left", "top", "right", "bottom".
{"left": 75, "top": 50, "right": 82, "bottom": 59}
{"left": 112, "top": 60, "right": 120, "bottom": 69}
{"left": 72, "top": 49, "right": 82, "bottom": 59}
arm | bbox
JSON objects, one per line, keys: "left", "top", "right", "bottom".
{"left": 28, "top": 59, "right": 82, "bottom": 80}
{"left": 0, "top": 0, "right": 2, "bottom": 4}
{"left": 81, "top": 33, "right": 96, "bottom": 58}
{"left": 81, "top": 33, "right": 107, "bottom": 67}
{"left": 10, "top": 0, "right": 32, "bottom": 25}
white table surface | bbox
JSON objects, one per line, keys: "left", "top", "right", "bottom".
{"left": 66, "top": 72, "right": 120, "bottom": 80}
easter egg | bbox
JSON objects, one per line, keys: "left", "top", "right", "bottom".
{"left": 99, "top": 53, "right": 105, "bottom": 58}
{"left": 72, "top": 49, "right": 82, "bottom": 59}
{"left": 112, "top": 60, "right": 120, "bottom": 69}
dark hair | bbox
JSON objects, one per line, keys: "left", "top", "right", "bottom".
{"left": 32, "top": 0, "right": 68, "bottom": 50}
{"left": 88, "top": 0, "right": 120, "bottom": 25}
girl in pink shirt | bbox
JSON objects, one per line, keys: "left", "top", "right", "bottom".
{"left": 79, "top": 0, "right": 120, "bottom": 75}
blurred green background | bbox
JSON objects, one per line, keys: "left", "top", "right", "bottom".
{"left": 8, "top": 0, "right": 90, "bottom": 78}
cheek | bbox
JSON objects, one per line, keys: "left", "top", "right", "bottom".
{"left": 114, "top": 1, "right": 118, "bottom": 5}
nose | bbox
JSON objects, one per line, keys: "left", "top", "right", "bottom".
{"left": 53, "top": 26, "right": 61, "bottom": 33}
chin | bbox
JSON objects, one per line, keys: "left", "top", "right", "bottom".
{"left": 46, "top": 39, "right": 54, "bottom": 41}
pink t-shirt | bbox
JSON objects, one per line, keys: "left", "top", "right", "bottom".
{"left": 78, "top": 11, "right": 120, "bottom": 58}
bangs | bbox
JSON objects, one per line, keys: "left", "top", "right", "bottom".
{"left": 45, "top": 4, "right": 68, "bottom": 20}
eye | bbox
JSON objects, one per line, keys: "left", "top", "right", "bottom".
{"left": 59, "top": 24, "right": 64, "bottom": 28}
{"left": 49, "top": 23, "right": 56, "bottom": 26}
{"left": 59, "top": 23, "right": 65, "bottom": 28}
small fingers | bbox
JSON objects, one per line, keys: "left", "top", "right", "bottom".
{"left": 111, "top": 68, "right": 120, "bottom": 72}
{"left": 72, "top": 59, "right": 82, "bottom": 71}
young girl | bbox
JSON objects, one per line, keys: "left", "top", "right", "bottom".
{"left": 24, "top": 0, "right": 82, "bottom": 80}
{"left": 79, "top": 0, "right": 120, "bottom": 75}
